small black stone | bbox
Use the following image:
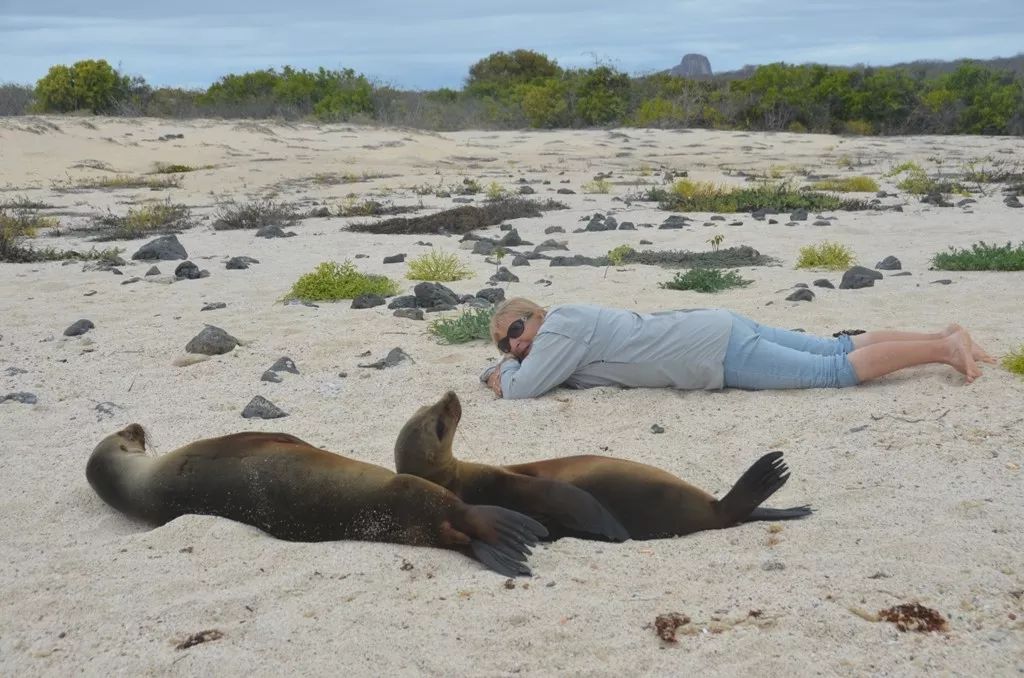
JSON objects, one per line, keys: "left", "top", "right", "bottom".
{"left": 383, "top": 253, "right": 406, "bottom": 264}
{"left": 241, "top": 396, "right": 288, "bottom": 419}
{"left": 64, "top": 319, "right": 94, "bottom": 337}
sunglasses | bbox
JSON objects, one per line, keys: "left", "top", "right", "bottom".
{"left": 497, "top": 318, "right": 526, "bottom": 354}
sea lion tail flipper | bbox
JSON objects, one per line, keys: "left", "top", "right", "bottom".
{"left": 464, "top": 505, "right": 549, "bottom": 577}
{"left": 717, "top": 452, "right": 793, "bottom": 523}
{"left": 745, "top": 505, "right": 814, "bottom": 521}
{"left": 503, "top": 475, "right": 630, "bottom": 542}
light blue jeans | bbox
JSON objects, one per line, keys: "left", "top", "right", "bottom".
{"left": 722, "top": 312, "right": 860, "bottom": 389}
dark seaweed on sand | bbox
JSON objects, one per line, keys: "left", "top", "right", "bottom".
{"left": 624, "top": 245, "right": 776, "bottom": 268}
{"left": 348, "top": 198, "right": 567, "bottom": 235}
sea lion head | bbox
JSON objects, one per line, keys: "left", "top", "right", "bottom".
{"left": 111, "top": 423, "right": 148, "bottom": 453}
{"left": 394, "top": 391, "right": 461, "bottom": 476}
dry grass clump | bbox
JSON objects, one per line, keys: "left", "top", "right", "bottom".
{"left": 52, "top": 174, "right": 182, "bottom": 192}
{"left": 582, "top": 178, "right": 612, "bottom": 194}
{"left": 213, "top": 199, "right": 300, "bottom": 230}
{"left": 338, "top": 196, "right": 420, "bottom": 217}
{"left": 810, "top": 176, "right": 880, "bottom": 192}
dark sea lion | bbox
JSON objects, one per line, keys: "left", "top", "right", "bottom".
{"left": 394, "top": 392, "right": 812, "bottom": 541}
{"left": 86, "top": 424, "right": 548, "bottom": 576}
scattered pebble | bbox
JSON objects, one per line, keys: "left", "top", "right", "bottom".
{"left": 241, "top": 396, "right": 288, "bottom": 419}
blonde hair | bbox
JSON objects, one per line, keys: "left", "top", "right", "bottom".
{"left": 490, "top": 297, "right": 546, "bottom": 345}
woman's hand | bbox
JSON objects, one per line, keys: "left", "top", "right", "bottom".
{"left": 487, "top": 362, "right": 504, "bottom": 397}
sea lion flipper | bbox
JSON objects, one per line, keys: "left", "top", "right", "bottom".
{"left": 502, "top": 475, "right": 630, "bottom": 542}
{"left": 465, "top": 505, "right": 548, "bottom": 577}
{"left": 745, "top": 505, "right": 814, "bottom": 521}
{"left": 718, "top": 452, "right": 800, "bottom": 523}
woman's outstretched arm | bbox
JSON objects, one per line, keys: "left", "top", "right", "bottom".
{"left": 496, "top": 333, "right": 589, "bottom": 399}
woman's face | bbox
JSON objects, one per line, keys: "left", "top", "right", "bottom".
{"left": 497, "top": 312, "right": 543, "bottom": 360}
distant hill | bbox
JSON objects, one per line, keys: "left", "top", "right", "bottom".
{"left": 662, "top": 53, "right": 1024, "bottom": 81}
{"left": 666, "top": 54, "right": 713, "bottom": 79}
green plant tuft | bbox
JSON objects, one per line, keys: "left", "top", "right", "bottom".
{"left": 582, "top": 178, "right": 611, "bottom": 194}
{"left": 652, "top": 180, "right": 844, "bottom": 213}
{"left": 1002, "top": 344, "right": 1024, "bottom": 377}
{"left": 406, "top": 250, "right": 474, "bottom": 282}
{"left": 428, "top": 307, "right": 494, "bottom": 344}
{"left": 795, "top": 241, "right": 857, "bottom": 270}
{"left": 52, "top": 174, "right": 182, "bottom": 192}
{"left": 213, "top": 200, "right": 300, "bottom": 230}
{"left": 484, "top": 181, "right": 508, "bottom": 200}
{"left": 659, "top": 268, "right": 753, "bottom": 293}
{"left": 91, "top": 201, "right": 194, "bottom": 241}
{"left": 810, "top": 176, "right": 880, "bottom": 192}
{"left": 930, "top": 241, "right": 1024, "bottom": 271}
{"left": 286, "top": 261, "right": 400, "bottom": 301}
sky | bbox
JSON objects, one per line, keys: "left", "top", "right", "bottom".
{"left": 2, "top": 1, "right": 1022, "bottom": 90}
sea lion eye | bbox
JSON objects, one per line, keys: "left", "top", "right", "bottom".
{"left": 435, "top": 419, "right": 446, "bottom": 440}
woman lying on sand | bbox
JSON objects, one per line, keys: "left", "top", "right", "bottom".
{"left": 480, "top": 298, "right": 995, "bottom": 399}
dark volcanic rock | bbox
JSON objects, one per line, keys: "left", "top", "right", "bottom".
{"left": 550, "top": 255, "right": 600, "bottom": 267}
{"left": 145, "top": 266, "right": 161, "bottom": 276}
{"left": 64, "top": 319, "right": 94, "bottom": 337}
{"left": 534, "top": 239, "right": 569, "bottom": 253}
{"left": 131, "top": 234, "right": 187, "bottom": 261}
{"left": 387, "top": 295, "right": 418, "bottom": 309}
{"left": 413, "top": 282, "right": 459, "bottom": 308}
{"left": 511, "top": 255, "right": 531, "bottom": 266}
{"left": 268, "top": 356, "right": 299, "bottom": 374}
{"left": 659, "top": 215, "right": 689, "bottom": 229}
{"left": 812, "top": 278, "right": 834, "bottom": 289}
{"left": 1, "top": 392, "right": 37, "bottom": 405}
{"left": 351, "top": 294, "right": 386, "bottom": 309}
{"left": 242, "top": 396, "right": 287, "bottom": 419}
{"left": 790, "top": 208, "right": 808, "bottom": 222}
{"left": 490, "top": 267, "right": 519, "bottom": 283}
{"left": 839, "top": 266, "right": 883, "bottom": 290}
{"left": 476, "top": 288, "right": 506, "bottom": 304}
{"left": 875, "top": 255, "right": 901, "bottom": 271}
{"left": 383, "top": 253, "right": 406, "bottom": 264}
{"left": 261, "top": 369, "right": 282, "bottom": 383}
{"left": 174, "top": 261, "right": 202, "bottom": 280}
{"left": 544, "top": 226, "right": 565, "bottom": 234}
{"left": 358, "top": 347, "right": 412, "bottom": 369}
{"left": 201, "top": 302, "right": 227, "bottom": 311}
{"left": 185, "top": 325, "right": 239, "bottom": 355}
{"left": 226, "top": 256, "right": 259, "bottom": 270}
{"left": 255, "top": 225, "right": 297, "bottom": 238}
{"left": 785, "top": 288, "right": 815, "bottom": 302}
{"left": 472, "top": 240, "right": 497, "bottom": 256}
{"left": 393, "top": 308, "right": 425, "bottom": 320}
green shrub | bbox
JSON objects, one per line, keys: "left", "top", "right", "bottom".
{"left": 91, "top": 201, "right": 194, "bottom": 241}
{"left": 795, "top": 241, "right": 857, "bottom": 269}
{"left": 0, "top": 207, "right": 59, "bottom": 238}
{"left": 582, "top": 178, "right": 611, "bottom": 194}
{"left": 286, "top": 261, "right": 400, "bottom": 301}
{"left": 658, "top": 180, "right": 844, "bottom": 213}
{"left": 1002, "top": 344, "right": 1024, "bottom": 377}
{"left": 810, "top": 176, "right": 880, "bottom": 192}
{"left": 153, "top": 163, "right": 204, "bottom": 174}
{"left": 484, "top": 181, "right": 508, "bottom": 200}
{"left": 428, "top": 307, "right": 494, "bottom": 344}
{"left": 213, "top": 200, "right": 299, "bottom": 230}
{"left": 406, "top": 250, "right": 474, "bottom": 282}
{"left": 930, "top": 241, "right": 1024, "bottom": 271}
{"left": 35, "top": 59, "right": 129, "bottom": 113}
{"left": 659, "top": 268, "right": 753, "bottom": 293}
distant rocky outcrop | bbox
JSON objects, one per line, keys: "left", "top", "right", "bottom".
{"left": 668, "top": 54, "right": 713, "bottom": 78}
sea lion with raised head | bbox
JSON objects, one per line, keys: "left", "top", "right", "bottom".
{"left": 87, "top": 424, "right": 548, "bottom": 576}
{"left": 394, "top": 392, "right": 812, "bottom": 541}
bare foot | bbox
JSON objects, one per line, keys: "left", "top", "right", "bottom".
{"left": 947, "top": 331, "right": 982, "bottom": 383}
{"left": 943, "top": 324, "right": 995, "bottom": 363}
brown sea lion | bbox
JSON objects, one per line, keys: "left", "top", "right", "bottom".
{"left": 86, "top": 424, "right": 547, "bottom": 576}
{"left": 394, "top": 392, "right": 812, "bottom": 541}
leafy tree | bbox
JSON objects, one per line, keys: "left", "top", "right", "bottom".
{"left": 519, "top": 79, "right": 569, "bottom": 127}
{"left": 465, "top": 50, "right": 562, "bottom": 99}
{"left": 35, "top": 59, "right": 130, "bottom": 113}
{"left": 572, "top": 65, "right": 630, "bottom": 125}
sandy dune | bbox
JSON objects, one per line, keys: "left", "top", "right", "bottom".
{"left": 1, "top": 116, "right": 1022, "bottom": 675}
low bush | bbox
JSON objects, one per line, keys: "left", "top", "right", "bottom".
{"left": 810, "top": 176, "right": 880, "bottom": 192}
{"left": 795, "top": 241, "right": 857, "bottom": 269}
{"left": 0, "top": 207, "right": 59, "bottom": 238}
{"left": 428, "top": 307, "right": 494, "bottom": 344}
{"left": 406, "top": 250, "right": 474, "bottom": 282}
{"left": 285, "top": 261, "right": 400, "bottom": 301}
{"left": 349, "top": 198, "right": 567, "bottom": 235}
{"left": 654, "top": 180, "right": 844, "bottom": 213}
{"left": 659, "top": 268, "right": 753, "bottom": 293}
{"left": 337, "top": 196, "right": 418, "bottom": 217}
{"left": 213, "top": 199, "right": 300, "bottom": 230}
{"left": 484, "top": 181, "right": 508, "bottom": 200}
{"left": 91, "top": 201, "right": 194, "bottom": 240}
{"left": 582, "top": 178, "right": 612, "bottom": 194}
{"left": 930, "top": 241, "right": 1024, "bottom": 271}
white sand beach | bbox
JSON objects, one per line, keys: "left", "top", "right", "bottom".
{"left": 1, "top": 117, "right": 1022, "bottom": 676}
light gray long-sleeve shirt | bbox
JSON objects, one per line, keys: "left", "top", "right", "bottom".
{"left": 494, "top": 304, "right": 734, "bottom": 399}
